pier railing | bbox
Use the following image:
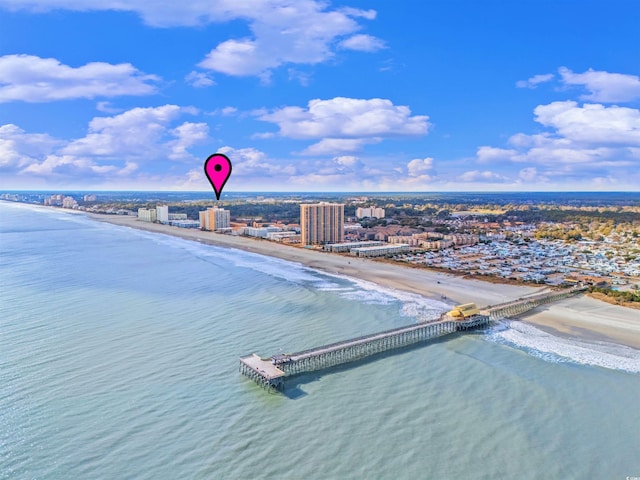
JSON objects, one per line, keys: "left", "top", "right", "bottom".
{"left": 239, "top": 287, "right": 584, "bottom": 392}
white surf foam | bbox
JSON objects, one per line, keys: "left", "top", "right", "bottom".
{"left": 87, "top": 220, "right": 451, "bottom": 321}
{"left": 486, "top": 320, "right": 640, "bottom": 373}
{"left": 317, "top": 273, "right": 451, "bottom": 321}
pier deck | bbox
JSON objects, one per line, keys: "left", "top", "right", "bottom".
{"left": 239, "top": 354, "right": 285, "bottom": 390}
{"left": 239, "top": 287, "right": 585, "bottom": 392}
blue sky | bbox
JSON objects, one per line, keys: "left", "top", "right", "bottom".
{"left": 1, "top": 0, "right": 639, "bottom": 192}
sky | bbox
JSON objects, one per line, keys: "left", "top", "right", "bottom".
{"left": 1, "top": 0, "right": 639, "bottom": 192}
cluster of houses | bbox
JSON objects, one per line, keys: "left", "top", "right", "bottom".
{"left": 398, "top": 238, "right": 640, "bottom": 285}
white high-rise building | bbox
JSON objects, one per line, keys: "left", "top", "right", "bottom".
{"left": 156, "top": 205, "right": 169, "bottom": 223}
{"left": 62, "top": 197, "right": 78, "bottom": 209}
{"left": 199, "top": 207, "right": 231, "bottom": 231}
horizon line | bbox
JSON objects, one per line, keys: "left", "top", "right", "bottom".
{"left": 3, "top": 189, "right": 640, "bottom": 195}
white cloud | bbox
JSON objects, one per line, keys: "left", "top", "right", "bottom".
{"left": 62, "top": 105, "right": 199, "bottom": 158}
{"left": 259, "top": 97, "right": 430, "bottom": 139}
{"left": 459, "top": 170, "right": 508, "bottom": 182}
{"left": 333, "top": 155, "right": 360, "bottom": 168}
{"left": 0, "top": 124, "right": 62, "bottom": 170}
{"left": 21, "top": 154, "right": 138, "bottom": 178}
{"left": 185, "top": 71, "right": 215, "bottom": 87}
{"left": 0, "top": 54, "right": 159, "bottom": 102}
{"left": 300, "top": 138, "right": 380, "bottom": 156}
{"left": 220, "top": 106, "right": 238, "bottom": 116}
{"left": 518, "top": 167, "right": 548, "bottom": 183}
{"left": 287, "top": 69, "right": 311, "bottom": 86}
{"left": 0, "top": 1, "right": 382, "bottom": 78}
{"left": 196, "top": 2, "right": 379, "bottom": 77}
{"left": 258, "top": 97, "right": 428, "bottom": 156}
{"left": 474, "top": 98, "right": 640, "bottom": 187}
{"left": 218, "top": 145, "right": 296, "bottom": 176}
{"left": 96, "top": 101, "right": 123, "bottom": 114}
{"left": 167, "top": 122, "right": 209, "bottom": 160}
{"left": 515, "top": 73, "right": 554, "bottom": 89}
{"left": 559, "top": 67, "right": 640, "bottom": 103}
{"left": 533, "top": 101, "right": 640, "bottom": 146}
{"left": 407, "top": 157, "right": 433, "bottom": 176}
{"left": 339, "top": 34, "right": 386, "bottom": 52}
{"left": 339, "top": 7, "right": 377, "bottom": 20}
{"left": 1, "top": 105, "right": 208, "bottom": 185}
{"left": 476, "top": 146, "right": 517, "bottom": 163}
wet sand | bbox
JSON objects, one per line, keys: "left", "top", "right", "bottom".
{"left": 89, "top": 213, "right": 640, "bottom": 350}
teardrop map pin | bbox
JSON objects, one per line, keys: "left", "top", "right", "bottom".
{"left": 204, "top": 153, "right": 232, "bottom": 200}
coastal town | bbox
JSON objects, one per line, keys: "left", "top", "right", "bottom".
{"left": 3, "top": 191, "right": 639, "bottom": 303}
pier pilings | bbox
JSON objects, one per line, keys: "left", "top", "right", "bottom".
{"left": 239, "top": 287, "right": 584, "bottom": 392}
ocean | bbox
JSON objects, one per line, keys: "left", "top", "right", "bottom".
{"left": 1, "top": 201, "right": 639, "bottom": 480}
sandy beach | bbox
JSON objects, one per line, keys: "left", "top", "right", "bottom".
{"left": 89, "top": 212, "right": 640, "bottom": 349}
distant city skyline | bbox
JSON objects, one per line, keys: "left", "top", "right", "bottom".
{"left": 1, "top": 1, "right": 639, "bottom": 192}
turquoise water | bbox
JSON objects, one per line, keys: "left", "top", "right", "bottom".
{"left": 1, "top": 202, "right": 640, "bottom": 479}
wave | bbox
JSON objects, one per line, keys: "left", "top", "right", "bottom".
{"left": 314, "top": 273, "right": 451, "bottom": 321}
{"left": 485, "top": 320, "right": 640, "bottom": 373}
{"left": 94, "top": 223, "right": 451, "bottom": 322}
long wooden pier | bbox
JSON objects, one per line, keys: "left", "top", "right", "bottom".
{"left": 239, "top": 287, "right": 585, "bottom": 391}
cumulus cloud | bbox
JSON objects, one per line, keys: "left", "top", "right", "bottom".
{"left": 258, "top": 97, "right": 430, "bottom": 155}
{"left": 1, "top": 1, "right": 382, "bottom": 78}
{"left": 259, "top": 97, "right": 429, "bottom": 138}
{"left": 533, "top": 101, "right": 640, "bottom": 146}
{"left": 167, "top": 122, "right": 209, "bottom": 160}
{"left": 62, "top": 105, "right": 202, "bottom": 159}
{"left": 517, "top": 67, "right": 640, "bottom": 103}
{"left": 474, "top": 97, "right": 640, "bottom": 187}
{"left": 185, "top": 71, "right": 215, "bottom": 87}
{"left": 480, "top": 101, "right": 640, "bottom": 167}
{"left": 0, "top": 124, "right": 62, "bottom": 170}
{"left": 0, "top": 54, "right": 159, "bottom": 102}
{"left": 558, "top": 67, "right": 640, "bottom": 103}
{"left": 333, "top": 155, "right": 361, "bottom": 168}
{"left": 518, "top": 167, "right": 548, "bottom": 183}
{"left": 476, "top": 146, "right": 518, "bottom": 163}
{"left": 339, "top": 34, "right": 386, "bottom": 52}
{"left": 1, "top": 105, "right": 208, "bottom": 185}
{"left": 197, "top": 1, "right": 381, "bottom": 77}
{"left": 217, "top": 145, "right": 296, "bottom": 177}
{"left": 407, "top": 157, "right": 433, "bottom": 176}
{"left": 515, "top": 73, "right": 554, "bottom": 89}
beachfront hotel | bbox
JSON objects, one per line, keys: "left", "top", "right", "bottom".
{"left": 137, "top": 208, "right": 157, "bottom": 222}
{"left": 199, "top": 207, "right": 231, "bottom": 232}
{"left": 300, "top": 202, "right": 344, "bottom": 245}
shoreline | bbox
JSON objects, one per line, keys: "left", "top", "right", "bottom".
{"left": 5, "top": 201, "right": 639, "bottom": 351}
{"left": 86, "top": 212, "right": 543, "bottom": 307}
{"left": 87, "top": 212, "right": 640, "bottom": 350}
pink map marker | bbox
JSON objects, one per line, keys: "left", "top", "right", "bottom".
{"left": 204, "top": 153, "right": 232, "bottom": 200}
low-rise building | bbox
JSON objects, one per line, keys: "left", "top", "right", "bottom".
{"left": 356, "top": 207, "right": 385, "bottom": 219}
{"left": 350, "top": 244, "right": 410, "bottom": 257}
{"left": 323, "top": 241, "right": 384, "bottom": 252}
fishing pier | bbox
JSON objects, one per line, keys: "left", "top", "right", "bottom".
{"left": 240, "top": 287, "right": 585, "bottom": 391}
